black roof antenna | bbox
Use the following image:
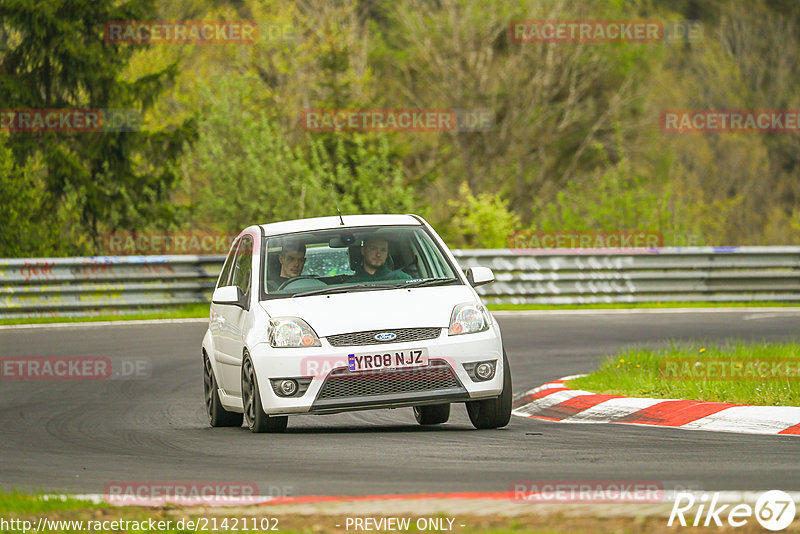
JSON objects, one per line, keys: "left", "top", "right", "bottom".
{"left": 330, "top": 184, "right": 345, "bottom": 225}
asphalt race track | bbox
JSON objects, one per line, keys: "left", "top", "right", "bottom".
{"left": 1, "top": 310, "right": 799, "bottom": 497}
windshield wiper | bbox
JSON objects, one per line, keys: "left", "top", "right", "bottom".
{"left": 402, "top": 277, "right": 459, "bottom": 288}
{"left": 292, "top": 284, "right": 398, "bottom": 298}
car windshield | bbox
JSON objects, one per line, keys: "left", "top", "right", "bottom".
{"left": 261, "top": 225, "right": 461, "bottom": 298}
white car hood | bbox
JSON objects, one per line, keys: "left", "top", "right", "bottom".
{"left": 260, "top": 285, "right": 477, "bottom": 337}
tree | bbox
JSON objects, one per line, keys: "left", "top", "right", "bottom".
{"left": 184, "top": 73, "right": 414, "bottom": 230}
{"left": 0, "top": 0, "right": 195, "bottom": 253}
{"left": 0, "top": 134, "right": 81, "bottom": 256}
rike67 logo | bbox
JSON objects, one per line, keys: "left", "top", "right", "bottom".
{"left": 669, "top": 491, "right": 796, "bottom": 531}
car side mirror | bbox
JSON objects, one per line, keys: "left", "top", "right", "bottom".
{"left": 465, "top": 266, "right": 494, "bottom": 287}
{"left": 212, "top": 286, "right": 240, "bottom": 305}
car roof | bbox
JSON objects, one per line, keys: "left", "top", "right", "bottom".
{"left": 257, "top": 214, "right": 423, "bottom": 236}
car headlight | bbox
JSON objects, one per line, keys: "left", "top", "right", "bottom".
{"left": 269, "top": 317, "right": 321, "bottom": 348}
{"left": 448, "top": 302, "right": 491, "bottom": 335}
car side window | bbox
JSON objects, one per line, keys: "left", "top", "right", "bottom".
{"left": 217, "top": 238, "right": 239, "bottom": 288}
{"left": 231, "top": 236, "right": 253, "bottom": 296}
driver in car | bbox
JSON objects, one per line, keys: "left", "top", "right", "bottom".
{"left": 349, "top": 237, "right": 411, "bottom": 283}
{"left": 268, "top": 241, "right": 306, "bottom": 291}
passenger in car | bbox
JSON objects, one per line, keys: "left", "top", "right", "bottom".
{"left": 349, "top": 237, "right": 411, "bottom": 282}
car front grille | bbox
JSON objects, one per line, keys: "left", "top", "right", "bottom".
{"left": 326, "top": 327, "right": 441, "bottom": 347}
{"left": 315, "top": 359, "right": 461, "bottom": 400}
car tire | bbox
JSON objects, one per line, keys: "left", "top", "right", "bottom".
{"left": 413, "top": 404, "right": 450, "bottom": 425}
{"left": 466, "top": 351, "right": 512, "bottom": 430}
{"left": 203, "top": 352, "right": 243, "bottom": 428}
{"left": 241, "top": 353, "right": 288, "bottom": 433}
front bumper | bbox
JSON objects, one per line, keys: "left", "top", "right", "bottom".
{"left": 250, "top": 326, "right": 504, "bottom": 416}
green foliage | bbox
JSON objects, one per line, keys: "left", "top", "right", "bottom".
{"left": 0, "top": 0, "right": 195, "bottom": 253}
{"left": 184, "top": 73, "right": 414, "bottom": 230}
{"left": 2, "top": 0, "right": 800, "bottom": 256}
{"left": 0, "top": 137, "right": 55, "bottom": 256}
{"left": 533, "top": 144, "right": 699, "bottom": 245}
{"left": 0, "top": 134, "right": 92, "bottom": 256}
{"left": 309, "top": 134, "right": 415, "bottom": 216}
{"left": 445, "top": 182, "right": 520, "bottom": 248}
{"left": 184, "top": 74, "right": 318, "bottom": 229}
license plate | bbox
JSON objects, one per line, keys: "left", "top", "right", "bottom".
{"left": 348, "top": 348, "right": 428, "bottom": 372}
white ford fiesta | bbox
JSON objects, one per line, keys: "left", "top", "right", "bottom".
{"left": 201, "top": 214, "right": 511, "bottom": 432}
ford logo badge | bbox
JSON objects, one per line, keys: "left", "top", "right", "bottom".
{"left": 374, "top": 332, "right": 397, "bottom": 341}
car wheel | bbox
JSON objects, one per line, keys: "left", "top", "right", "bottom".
{"left": 203, "top": 352, "right": 243, "bottom": 427}
{"left": 241, "top": 353, "right": 288, "bottom": 433}
{"left": 466, "top": 351, "right": 512, "bottom": 430}
{"left": 413, "top": 404, "right": 451, "bottom": 425}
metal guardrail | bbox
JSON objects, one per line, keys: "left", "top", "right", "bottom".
{"left": 454, "top": 247, "right": 800, "bottom": 305}
{"left": 1, "top": 247, "right": 799, "bottom": 317}
{"left": 0, "top": 255, "right": 225, "bottom": 318}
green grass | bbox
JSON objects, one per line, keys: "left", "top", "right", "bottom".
{"left": 0, "top": 491, "right": 106, "bottom": 514}
{"left": 568, "top": 341, "right": 800, "bottom": 406}
{"left": 0, "top": 303, "right": 209, "bottom": 325}
{"left": 488, "top": 301, "right": 800, "bottom": 311}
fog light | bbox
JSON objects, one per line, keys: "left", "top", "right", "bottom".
{"left": 270, "top": 377, "right": 312, "bottom": 397}
{"left": 475, "top": 362, "right": 494, "bottom": 379}
{"left": 463, "top": 360, "right": 497, "bottom": 382}
{"left": 279, "top": 379, "right": 297, "bottom": 396}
